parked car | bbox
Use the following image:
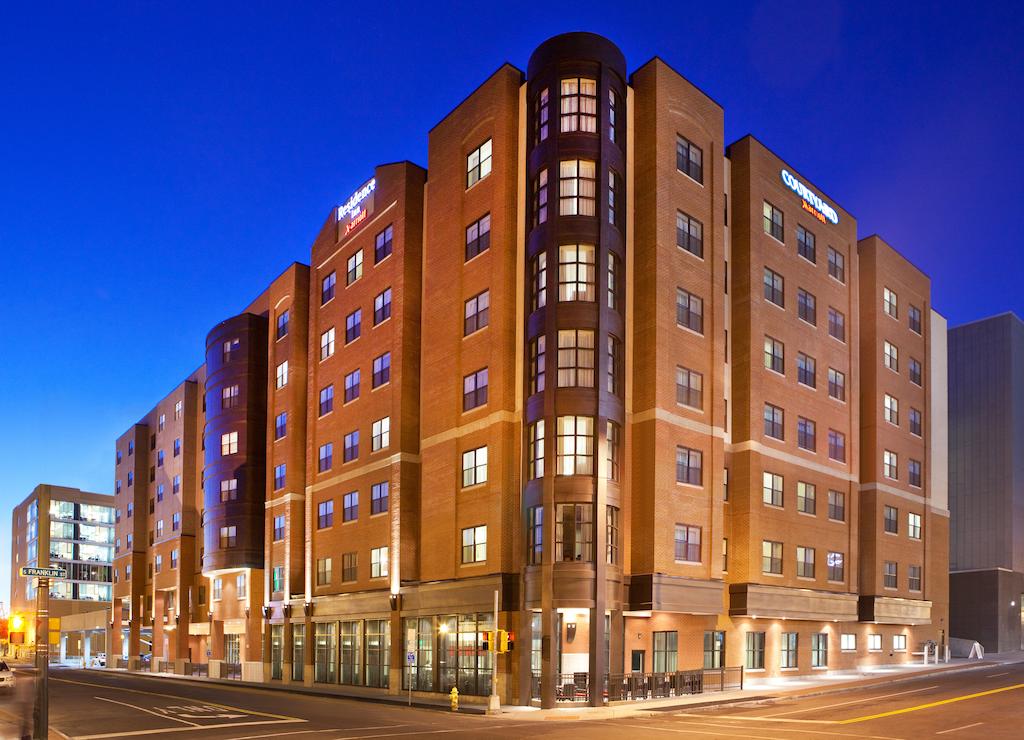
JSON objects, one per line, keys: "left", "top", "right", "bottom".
{"left": 0, "top": 661, "right": 15, "bottom": 689}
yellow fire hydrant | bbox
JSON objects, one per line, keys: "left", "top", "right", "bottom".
{"left": 449, "top": 686, "right": 459, "bottom": 712}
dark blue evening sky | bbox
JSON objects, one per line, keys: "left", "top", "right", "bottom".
{"left": 2, "top": 1, "right": 1021, "bottom": 602}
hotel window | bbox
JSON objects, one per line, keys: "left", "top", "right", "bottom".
{"left": 676, "top": 366, "right": 703, "bottom": 409}
{"left": 235, "top": 572, "right": 246, "bottom": 598}
{"left": 908, "top": 512, "right": 922, "bottom": 539}
{"left": 764, "top": 403, "right": 784, "bottom": 440}
{"left": 676, "top": 135, "right": 703, "bottom": 183}
{"left": 372, "top": 352, "right": 391, "bottom": 388}
{"left": 158, "top": 413, "right": 166, "bottom": 432}
{"left": 465, "top": 213, "right": 491, "bottom": 260}
{"left": 374, "top": 224, "right": 393, "bottom": 263}
{"left": 763, "top": 267, "right": 784, "bottom": 307}
{"left": 676, "top": 210, "right": 703, "bottom": 257}
{"left": 317, "top": 501, "right": 333, "bottom": 528}
{"left": 676, "top": 446, "right": 702, "bottom": 486}
{"left": 811, "top": 633, "right": 828, "bottom": 668}
{"left": 534, "top": 87, "right": 549, "bottom": 143}
{"left": 156, "top": 519, "right": 164, "bottom": 538}
{"left": 528, "top": 420, "right": 545, "bottom": 479}
{"left": 318, "top": 442, "right": 333, "bottom": 472}
{"left": 781, "top": 632, "right": 798, "bottom": 668}
{"left": 557, "top": 329, "right": 594, "bottom": 387}
{"left": 274, "top": 464, "right": 286, "bottom": 491}
{"left": 276, "top": 361, "right": 289, "bottom": 389}
{"left": 531, "top": 251, "right": 547, "bottom": 311}
{"left": 321, "top": 271, "right": 336, "bottom": 304}
{"left": 320, "top": 327, "right": 335, "bottom": 360}
{"left": 276, "top": 310, "right": 289, "bottom": 339}
{"left": 884, "top": 394, "right": 899, "bottom": 425}
{"left": 893, "top": 634, "right": 908, "bottom": 652}
{"left": 275, "top": 412, "right": 287, "bottom": 440}
{"left": 674, "top": 523, "right": 701, "bottom": 563}
{"left": 828, "top": 430, "right": 846, "bottom": 462}
{"left": 371, "top": 481, "right": 388, "bottom": 514}
{"left": 763, "top": 201, "right": 784, "bottom": 241}
{"left": 797, "top": 417, "right": 816, "bottom": 451}
{"left": 883, "top": 287, "right": 898, "bottom": 319}
{"left": 608, "top": 89, "right": 620, "bottom": 143}
{"left": 796, "top": 546, "right": 815, "bottom": 578}
{"left": 343, "top": 491, "right": 358, "bottom": 522}
{"left": 466, "top": 138, "right": 492, "bottom": 187}
{"left": 344, "top": 369, "right": 360, "bottom": 403}
{"left": 797, "top": 352, "right": 816, "bottom": 387}
{"left": 371, "top": 546, "right": 388, "bottom": 578}
{"left": 220, "top": 478, "right": 237, "bottom": 501}
{"left": 828, "top": 246, "right": 845, "bottom": 282}
{"left": 606, "top": 505, "right": 620, "bottom": 564}
{"left": 373, "top": 287, "right": 392, "bottom": 325}
{"left": 722, "top": 537, "right": 729, "bottom": 571}
{"left": 884, "top": 505, "right": 899, "bottom": 533}
{"left": 174, "top": 399, "right": 183, "bottom": 419}
{"left": 797, "top": 481, "right": 816, "bottom": 514}
{"left": 221, "top": 431, "right": 238, "bottom": 456}
{"left": 558, "top": 244, "right": 596, "bottom": 301}
{"left": 652, "top": 631, "right": 679, "bottom": 673}
{"left": 371, "top": 417, "right": 390, "bottom": 451}
{"left": 828, "top": 367, "right": 846, "bottom": 401}
{"left": 272, "top": 565, "right": 284, "bottom": 592}
{"left": 677, "top": 288, "right": 704, "bottom": 333}
{"left": 828, "top": 551, "right": 845, "bottom": 581}
{"left": 909, "top": 305, "right": 923, "bottom": 334}
{"left": 703, "top": 631, "right": 726, "bottom": 669}
{"left": 345, "top": 309, "right": 361, "bottom": 343}
{"left": 797, "top": 288, "right": 817, "bottom": 325}
{"left": 346, "top": 249, "right": 363, "bottom": 286}
{"left": 559, "top": 77, "right": 597, "bottom": 133}
{"left": 115, "top": 479, "right": 121, "bottom": 495}
{"left": 532, "top": 168, "right": 548, "bottom": 226}
{"left": 319, "top": 384, "right": 334, "bottom": 416}
{"left": 463, "top": 367, "right": 489, "bottom": 411}
{"left": 764, "top": 336, "right": 785, "bottom": 374}
{"left": 884, "top": 561, "right": 898, "bottom": 589}
{"left": 910, "top": 408, "right": 922, "bottom": 436}
{"left": 155, "top": 555, "right": 162, "bottom": 573}
{"left": 607, "top": 335, "right": 622, "bottom": 396}
{"left": 171, "top": 549, "right": 178, "bottom": 569}
{"left": 462, "top": 446, "right": 488, "bottom": 487}
{"left": 157, "top": 450, "right": 165, "bottom": 468}
{"left": 461, "top": 525, "right": 487, "bottom": 563}
{"left": 316, "top": 558, "right": 331, "bottom": 586}
{"left": 606, "top": 421, "right": 621, "bottom": 482}
{"left": 529, "top": 336, "right": 546, "bottom": 394}
{"left": 222, "top": 338, "right": 239, "bottom": 363}
{"left": 558, "top": 159, "right": 596, "bottom": 216}
{"left": 556, "top": 415, "right": 594, "bottom": 476}
{"left": 608, "top": 252, "right": 622, "bottom": 312}
{"left": 868, "top": 634, "right": 882, "bottom": 651}
{"left": 910, "top": 357, "right": 922, "bottom": 386}
{"left": 884, "top": 341, "right": 899, "bottom": 372}
{"left": 464, "top": 290, "right": 490, "bottom": 335}
{"left": 828, "top": 307, "right": 846, "bottom": 342}
{"left": 343, "top": 431, "right": 359, "bottom": 462}
{"left": 797, "top": 225, "right": 816, "bottom": 263}
{"left": 908, "top": 459, "right": 922, "bottom": 488}
{"left": 273, "top": 515, "right": 285, "bottom": 541}
{"left": 527, "top": 506, "right": 543, "bottom": 565}
{"left": 608, "top": 169, "right": 622, "bottom": 227}
{"left": 909, "top": 565, "right": 922, "bottom": 591}
{"left": 884, "top": 450, "right": 898, "bottom": 480}
{"left": 745, "top": 632, "right": 766, "bottom": 670}
{"left": 128, "top": 440, "right": 134, "bottom": 456}
{"left": 763, "top": 472, "right": 783, "bottom": 507}
{"left": 763, "top": 540, "right": 783, "bottom": 574}
{"left": 219, "top": 525, "right": 237, "bottom": 549}
{"left": 555, "top": 504, "right": 593, "bottom": 561}
{"left": 828, "top": 490, "right": 846, "bottom": 521}
{"left": 172, "top": 475, "right": 180, "bottom": 494}
{"left": 173, "top": 438, "right": 181, "bottom": 457}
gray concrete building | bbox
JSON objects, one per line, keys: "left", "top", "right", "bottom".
{"left": 949, "top": 312, "right": 1024, "bottom": 652}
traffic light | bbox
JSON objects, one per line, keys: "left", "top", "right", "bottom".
{"left": 495, "top": 630, "right": 515, "bottom": 653}
{"left": 481, "top": 631, "right": 492, "bottom": 651}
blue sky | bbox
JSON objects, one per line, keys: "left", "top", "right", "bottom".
{"left": 2, "top": 1, "right": 1022, "bottom": 605}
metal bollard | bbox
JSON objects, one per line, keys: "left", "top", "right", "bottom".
{"left": 450, "top": 686, "right": 459, "bottom": 712}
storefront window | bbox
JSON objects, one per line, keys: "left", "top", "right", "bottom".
{"left": 292, "top": 624, "right": 305, "bottom": 682}
{"left": 270, "top": 625, "right": 283, "bottom": 680}
{"left": 314, "top": 622, "right": 337, "bottom": 683}
{"left": 365, "top": 619, "right": 389, "bottom": 688}
{"left": 340, "top": 620, "right": 362, "bottom": 685}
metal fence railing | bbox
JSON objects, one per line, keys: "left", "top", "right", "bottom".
{"left": 184, "top": 662, "right": 208, "bottom": 677}
{"left": 223, "top": 662, "right": 242, "bottom": 680}
{"left": 116, "top": 658, "right": 129, "bottom": 670}
{"left": 532, "top": 667, "right": 743, "bottom": 703}
{"left": 158, "top": 660, "right": 174, "bottom": 673}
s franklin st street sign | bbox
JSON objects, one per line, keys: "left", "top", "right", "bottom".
{"left": 21, "top": 566, "right": 67, "bottom": 579}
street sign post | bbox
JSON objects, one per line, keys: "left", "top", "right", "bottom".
{"left": 21, "top": 566, "right": 66, "bottom": 740}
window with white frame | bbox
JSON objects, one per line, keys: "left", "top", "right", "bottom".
{"left": 893, "top": 634, "right": 907, "bottom": 651}
{"left": 908, "top": 512, "right": 922, "bottom": 539}
{"left": 220, "top": 432, "right": 238, "bottom": 456}
{"left": 462, "top": 446, "right": 488, "bottom": 487}
{"left": 883, "top": 287, "right": 898, "bottom": 318}
{"left": 558, "top": 159, "right": 596, "bottom": 216}
{"left": 371, "top": 417, "right": 390, "bottom": 451}
{"left": 276, "top": 361, "right": 289, "bottom": 389}
{"left": 868, "top": 634, "right": 882, "bottom": 651}
{"left": 884, "top": 341, "right": 899, "bottom": 371}
{"left": 884, "top": 394, "right": 899, "bottom": 425}
{"left": 763, "top": 471, "right": 783, "bottom": 507}
{"left": 556, "top": 415, "right": 594, "bottom": 475}
{"left": 461, "top": 525, "right": 487, "bottom": 563}
{"left": 884, "top": 450, "right": 899, "bottom": 480}
{"left": 466, "top": 139, "right": 492, "bottom": 187}
{"left": 370, "top": 546, "right": 389, "bottom": 578}
{"left": 841, "top": 633, "right": 856, "bottom": 651}
{"left": 346, "top": 249, "right": 363, "bottom": 286}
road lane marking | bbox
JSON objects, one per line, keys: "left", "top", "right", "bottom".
{"left": 936, "top": 722, "right": 984, "bottom": 735}
{"left": 51, "top": 676, "right": 303, "bottom": 721}
{"left": 70, "top": 719, "right": 305, "bottom": 739}
{"left": 839, "top": 683, "right": 1024, "bottom": 724}
{"left": 652, "top": 719, "right": 901, "bottom": 739}
{"left": 618, "top": 722, "right": 781, "bottom": 740}
{"left": 221, "top": 730, "right": 363, "bottom": 740}
{"left": 327, "top": 727, "right": 520, "bottom": 739}
{"left": 761, "top": 684, "right": 940, "bottom": 716}
{"left": 95, "top": 697, "right": 200, "bottom": 726}
{"left": 986, "top": 672, "right": 1009, "bottom": 678}
{"left": 674, "top": 712, "right": 834, "bottom": 724}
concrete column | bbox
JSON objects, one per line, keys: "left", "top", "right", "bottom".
{"left": 303, "top": 616, "right": 314, "bottom": 687}
{"left": 540, "top": 607, "right": 556, "bottom": 708}
{"left": 282, "top": 619, "right": 294, "bottom": 684}
{"left": 388, "top": 608, "right": 402, "bottom": 695}
{"left": 210, "top": 620, "right": 224, "bottom": 660}
{"left": 84, "top": 633, "right": 92, "bottom": 666}
{"left": 152, "top": 591, "right": 166, "bottom": 669}
{"left": 59, "top": 635, "right": 67, "bottom": 663}
{"left": 609, "top": 609, "right": 624, "bottom": 676}
{"left": 262, "top": 617, "right": 272, "bottom": 681}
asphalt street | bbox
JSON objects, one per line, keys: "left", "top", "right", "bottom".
{"left": 0, "top": 661, "right": 1021, "bottom": 738}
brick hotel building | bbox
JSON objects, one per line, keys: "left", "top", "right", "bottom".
{"left": 107, "top": 32, "right": 949, "bottom": 706}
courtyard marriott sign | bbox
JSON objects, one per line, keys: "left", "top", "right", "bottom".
{"left": 780, "top": 169, "right": 839, "bottom": 226}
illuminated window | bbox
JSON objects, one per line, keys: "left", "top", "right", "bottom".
{"left": 884, "top": 450, "right": 899, "bottom": 480}
{"left": 606, "top": 422, "right": 621, "bottom": 482}
{"left": 532, "top": 168, "right": 548, "bottom": 227}
{"left": 884, "top": 341, "right": 899, "bottom": 372}
{"left": 531, "top": 251, "right": 547, "bottom": 311}
{"left": 371, "top": 417, "right": 390, "bottom": 451}
{"left": 466, "top": 139, "right": 492, "bottom": 187}
{"left": 811, "top": 633, "right": 827, "bottom": 668}
{"left": 764, "top": 336, "right": 784, "bottom": 374}
{"left": 608, "top": 169, "right": 622, "bottom": 227}
{"left": 762, "top": 472, "right": 783, "bottom": 507}
{"left": 797, "top": 482, "right": 816, "bottom": 514}
{"left": 796, "top": 546, "right": 815, "bottom": 578}
{"left": 462, "top": 446, "right": 488, "bottom": 487}
{"left": 762, "top": 540, "right": 783, "bottom": 574}
{"left": 884, "top": 394, "right": 899, "bottom": 425}
{"left": 556, "top": 416, "right": 594, "bottom": 476}
{"left": 828, "top": 551, "right": 845, "bottom": 581}
{"left": 528, "top": 421, "right": 545, "bottom": 480}
{"left": 219, "top": 526, "right": 236, "bottom": 549}
{"left": 558, "top": 244, "right": 596, "bottom": 301}
{"left": 371, "top": 546, "right": 389, "bottom": 579}
{"left": 763, "top": 201, "right": 784, "bottom": 241}
{"left": 559, "top": 77, "right": 597, "bottom": 133}
{"left": 781, "top": 632, "right": 798, "bottom": 668}
{"left": 222, "top": 338, "right": 240, "bottom": 363}
{"left": 275, "top": 361, "right": 289, "bottom": 389}
{"left": 316, "top": 558, "right": 331, "bottom": 586}
{"left": 908, "top": 512, "right": 922, "bottom": 539}
{"left": 220, "top": 432, "right": 238, "bottom": 456}
{"left": 883, "top": 287, "right": 898, "bottom": 319}
{"left": 346, "top": 249, "right": 363, "bottom": 286}
{"left": 557, "top": 329, "right": 595, "bottom": 387}
{"left": 319, "top": 327, "right": 334, "bottom": 361}
{"left": 461, "top": 525, "right": 488, "bottom": 563}
{"left": 558, "top": 160, "right": 596, "bottom": 216}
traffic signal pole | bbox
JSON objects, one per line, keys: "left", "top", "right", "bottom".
{"left": 487, "top": 589, "right": 499, "bottom": 715}
{"left": 33, "top": 576, "right": 49, "bottom": 740}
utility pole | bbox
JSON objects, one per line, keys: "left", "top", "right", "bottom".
{"left": 22, "top": 566, "right": 66, "bottom": 740}
{"left": 487, "top": 588, "right": 500, "bottom": 715}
